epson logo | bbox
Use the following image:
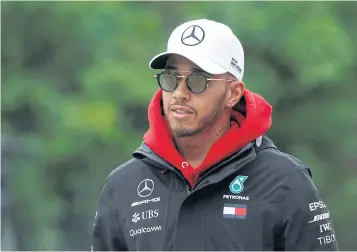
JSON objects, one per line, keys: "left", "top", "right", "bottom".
{"left": 223, "top": 195, "right": 250, "bottom": 201}
{"left": 131, "top": 197, "right": 160, "bottom": 207}
{"left": 309, "top": 201, "right": 326, "bottom": 211}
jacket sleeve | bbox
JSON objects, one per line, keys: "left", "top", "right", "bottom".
{"left": 280, "top": 166, "right": 339, "bottom": 251}
{"left": 91, "top": 179, "right": 127, "bottom": 251}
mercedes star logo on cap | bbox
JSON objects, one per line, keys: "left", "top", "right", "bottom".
{"left": 137, "top": 179, "right": 155, "bottom": 197}
{"left": 181, "top": 25, "right": 205, "bottom": 46}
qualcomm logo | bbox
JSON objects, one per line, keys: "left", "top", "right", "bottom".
{"left": 129, "top": 226, "right": 162, "bottom": 237}
{"left": 229, "top": 175, "right": 248, "bottom": 194}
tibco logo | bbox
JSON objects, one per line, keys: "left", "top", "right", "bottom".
{"left": 129, "top": 226, "right": 162, "bottom": 237}
{"left": 223, "top": 195, "right": 249, "bottom": 201}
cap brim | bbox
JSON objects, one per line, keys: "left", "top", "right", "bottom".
{"left": 149, "top": 51, "right": 226, "bottom": 75}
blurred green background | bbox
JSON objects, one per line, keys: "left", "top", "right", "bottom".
{"left": 1, "top": 1, "right": 357, "bottom": 251}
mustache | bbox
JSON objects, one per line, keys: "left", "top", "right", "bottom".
{"left": 168, "top": 102, "right": 196, "bottom": 113}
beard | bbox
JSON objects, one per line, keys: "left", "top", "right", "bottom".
{"left": 171, "top": 108, "right": 221, "bottom": 137}
{"left": 168, "top": 93, "right": 226, "bottom": 138}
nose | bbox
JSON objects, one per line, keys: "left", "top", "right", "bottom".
{"left": 173, "top": 76, "right": 190, "bottom": 100}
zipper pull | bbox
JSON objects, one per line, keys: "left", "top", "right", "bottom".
{"left": 186, "top": 186, "right": 191, "bottom": 195}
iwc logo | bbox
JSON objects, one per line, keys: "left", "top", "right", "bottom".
{"left": 229, "top": 175, "right": 248, "bottom": 194}
{"left": 181, "top": 25, "right": 205, "bottom": 46}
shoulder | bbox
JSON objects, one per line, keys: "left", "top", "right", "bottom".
{"left": 246, "top": 137, "right": 325, "bottom": 216}
{"left": 260, "top": 148, "right": 316, "bottom": 189}
{"left": 258, "top": 148, "right": 310, "bottom": 174}
{"left": 249, "top": 136, "right": 316, "bottom": 193}
{"left": 253, "top": 136, "right": 311, "bottom": 178}
{"left": 103, "top": 158, "right": 148, "bottom": 189}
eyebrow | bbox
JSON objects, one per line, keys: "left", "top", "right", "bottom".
{"left": 165, "top": 65, "right": 177, "bottom": 70}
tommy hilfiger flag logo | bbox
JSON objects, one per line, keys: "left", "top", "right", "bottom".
{"left": 223, "top": 204, "right": 247, "bottom": 219}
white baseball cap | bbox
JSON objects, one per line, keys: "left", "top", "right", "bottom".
{"left": 149, "top": 19, "right": 245, "bottom": 80}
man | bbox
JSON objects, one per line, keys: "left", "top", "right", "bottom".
{"left": 91, "top": 19, "right": 339, "bottom": 251}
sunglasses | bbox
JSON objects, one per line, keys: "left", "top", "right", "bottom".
{"left": 154, "top": 70, "right": 235, "bottom": 94}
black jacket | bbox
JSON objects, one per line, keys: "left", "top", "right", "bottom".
{"left": 91, "top": 135, "right": 339, "bottom": 251}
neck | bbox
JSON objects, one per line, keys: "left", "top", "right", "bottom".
{"left": 174, "top": 114, "right": 231, "bottom": 168}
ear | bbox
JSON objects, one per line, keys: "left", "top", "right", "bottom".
{"left": 227, "top": 81, "right": 245, "bottom": 108}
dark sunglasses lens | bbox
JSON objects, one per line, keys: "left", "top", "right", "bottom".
{"left": 187, "top": 73, "right": 207, "bottom": 93}
{"left": 158, "top": 72, "right": 177, "bottom": 92}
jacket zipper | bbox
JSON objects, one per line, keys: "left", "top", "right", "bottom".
{"left": 186, "top": 186, "right": 191, "bottom": 195}
{"left": 135, "top": 144, "right": 253, "bottom": 196}
{"left": 193, "top": 143, "right": 254, "bottom": 191}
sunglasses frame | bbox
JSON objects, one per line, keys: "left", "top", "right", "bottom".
{"left": 154, "top": 70, "right": 235, "bottom": 94}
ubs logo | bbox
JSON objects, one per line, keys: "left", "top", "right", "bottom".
{"left": 132, "top": 209, "right": 159, "bottom": 223}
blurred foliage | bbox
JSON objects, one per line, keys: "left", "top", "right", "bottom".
{"left": 1, "top": 1, "right": 357, "bottom": 250}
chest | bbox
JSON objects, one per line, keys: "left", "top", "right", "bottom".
{"left": 117, "top": 173, "right": 280, "bottom": 251}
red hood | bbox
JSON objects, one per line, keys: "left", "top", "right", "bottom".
{"left": 143, "top": 88, "right": 272, "bottom": 187}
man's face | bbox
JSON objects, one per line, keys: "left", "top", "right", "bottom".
{"left": 161, "top": 55, "right": 232, "bottom": 138}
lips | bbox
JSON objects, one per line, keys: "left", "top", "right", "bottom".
{"left": 170, "top": 105, "right": 194, "bottom": 114}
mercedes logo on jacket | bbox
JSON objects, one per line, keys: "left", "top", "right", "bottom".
{"left": 137, "top": 179, "right": 154, "bottom": 197}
